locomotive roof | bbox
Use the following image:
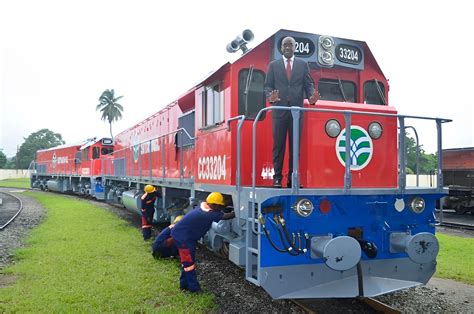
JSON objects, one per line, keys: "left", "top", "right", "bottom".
{"left": 37, "top": 137, "right": 111, "bottom": 153}
{"left": 80, "top": 137, "right": 113, "bottom": 150}
{"left": 115, "top": 29, "right": 386, "bottom": 138}
{"left": 37, "top": 142, "right": 82, "bottom": 153}
{"left": 177, "top": 28, "right": 386, "bottom": 101}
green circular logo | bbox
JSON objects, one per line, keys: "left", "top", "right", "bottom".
{"left": 335, "top": 126, "right": 373, "bottom": 170}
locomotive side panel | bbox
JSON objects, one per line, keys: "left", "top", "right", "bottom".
{"left": 230, "top": 38, "right": 274, "bottom": 187}
{"left": 194, "top": 80, "right": 232, "bottom": 185}
{"left": 36, "top": 145, "right": 81, "bottom": 175}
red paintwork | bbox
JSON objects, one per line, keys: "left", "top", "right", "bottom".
{"left": 36, "top": 145, "right": 81, "bottom": 175}
{"left": 88, "top": 30, "right": 399, "bottom": 189}
{"left": 443, "top": 148, "right": 474, "bottom": 170}
{"left": 113, "top": 102, "right": 196, "bottom": 180}
{"left": 36, "top": 140, "right": 113, "bottom": 177}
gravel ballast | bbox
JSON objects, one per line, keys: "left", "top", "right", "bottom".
{"left": 1, "top": 189, "right": 472, "bottom": 313}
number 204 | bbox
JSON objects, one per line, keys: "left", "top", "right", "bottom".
{"left": 295, "top": 42, "right": 309, "bottom": 54}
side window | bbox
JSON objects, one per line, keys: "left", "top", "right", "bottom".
{"left": 364, "top": 80, "right": 386, "bottom": 105}
{"left": 238, "top": 69, "right": 266, "bottom": 120}
{"left": 82, "top": 148, "right": 89, "bottom": 161}
{"left": 75, "top": 151, "right": 82, "bottom": 164}
{"left": 101, "top": 147, "right": 113, "bottom": 156}
{"left": 177, "top": 110, "right": 195, "bottom": 148}
{"left": 92, "top": 147, "right": 100, "bottom": 159}
{"left": 201, "top": 82, "right": 224, "bottom": 128}
{"left": 318, "top": 79, "right": 356, "bottom": 102}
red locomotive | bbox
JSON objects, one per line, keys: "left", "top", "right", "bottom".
{"left": 32, "top": 29, "right": 451, "bottom": 299}
{"left": 33, "top": 137, "right": 113, "bottom": 195}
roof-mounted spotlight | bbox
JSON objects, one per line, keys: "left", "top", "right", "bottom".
{"left": 226, "top": 29, "right": 254, "bottom": 54}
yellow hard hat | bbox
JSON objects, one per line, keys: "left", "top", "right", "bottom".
{"left": 144, "top": 185, "right": 156, "bottom": 193}
{"left": 173, "top": 215, "right": 183, "bottom": 224}
{"left": 206, "top": 192, "right": 225, "bottom": 205}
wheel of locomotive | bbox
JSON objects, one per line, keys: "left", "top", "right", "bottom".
{"left": 219, "top": 241, "right": 230, "bottom": 258}
{"left": 455, "top": 204, "right": 468, "bottom": 215}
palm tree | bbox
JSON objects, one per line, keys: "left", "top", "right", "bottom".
{"left": 96, "top": 89, "right": 124, "bottom": 139}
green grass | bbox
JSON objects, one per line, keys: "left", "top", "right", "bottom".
{"left": 0, "top": 192, "right": 215, "bottom": 312}
{"left": 435, "top": 233, "right": 474, "bottom": 285}
{"left": 0, "top": 177, "right": 30, "bottom": 189}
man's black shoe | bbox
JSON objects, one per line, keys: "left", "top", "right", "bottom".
{"left": 287, "top": 180, "right": 303, "bottom": 188}
{"left": 273, "top": 178, "right": 282, "bottom": 188}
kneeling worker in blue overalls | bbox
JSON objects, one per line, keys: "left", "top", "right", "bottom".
{"left": 151, "top": 215, "right": 183, "bottom": 258}
{"left": 170, "top": 192, "right": 235, "bottom": 292}
{"left": 141, "top": 185, "right": 159, "bottom": 240}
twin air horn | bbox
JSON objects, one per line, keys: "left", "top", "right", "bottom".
{"left": 226, "top": 29, "right": 254, "bottom": 54}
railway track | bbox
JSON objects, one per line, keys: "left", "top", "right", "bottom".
{"left": 439, "top": 221, "right": 474, "bottom": 231}
{"left": 0, "top": 191, "right": 24, "bottom": 230}
{"left": 291, "top": 296, "right": 401, "bottom": 313}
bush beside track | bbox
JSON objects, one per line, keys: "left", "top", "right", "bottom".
{"left": 0, "top": 192, "right": 215, "bottom": 312}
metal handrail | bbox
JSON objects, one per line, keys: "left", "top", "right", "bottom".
{"left": 101, "top": 127, "right": 195, "bottom": 182}
{"left": 404, "top": 126, "right": 420, "bottom": 187}
{"left": 227, "top": 115, "right": 246, "bottom": 222}
{"left": 246, "top": 105, "right": 452, "bottom": 232}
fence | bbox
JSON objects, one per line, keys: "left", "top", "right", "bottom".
{"left": 0, "top": 169, "right": 32, "bottom": 180}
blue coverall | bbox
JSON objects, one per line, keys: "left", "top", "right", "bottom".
{"left": 152, "top": 226, "right": 178, "bottom": 258}
{"left": 170, "top": 202, "right": 224, "bottom": 292}
{"left": 141, "top": 191, "right": 158, "bottom": 240}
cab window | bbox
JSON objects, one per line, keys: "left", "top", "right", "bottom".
{"left": 82, "top": 148, "right": 89, "bottom": 161}
{"left": 238, "top": 69, "right": 266, "bottom": 120}
{"left": 318, "top": 79, "right": 356, "bottom": 102}
{"left": 364, "top": 80, "right": 386, "bottom": 105}
{"left": 92, "top": 147, "right": 100, "bottom": 159}
{"left": 200, "top": 81, "right": 224, "bottom": 128}
{"left": 101, "top": 147, "right": 113, "bottom": 156}
{"left": 75, "top": 151, "right": 82, "bottom": 164}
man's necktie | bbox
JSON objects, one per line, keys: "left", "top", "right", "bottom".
{"left": 286, "top": 59, "right": 292, "bottom": 81}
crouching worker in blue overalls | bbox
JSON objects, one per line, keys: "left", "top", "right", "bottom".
{"left": 171, "top": 192, "right": 235, "bottom": 292}
{"left": 151, "top": 215, "right": 183, "bottom": 258}
{"left": 141, "top": 185, "right": 159, "bottom": 241}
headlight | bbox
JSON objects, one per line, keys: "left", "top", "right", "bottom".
{"left": 319, "top": 36, "right": 334, "bottom": 49}
{"left": 368, "top": 121, "right": 383, "bottom": 139}
{"left": 319, "top": 51, "right": 334, "bottom": 65}
{"left": 409, "top": 197, "right": 425, "bottom": 213}
{"left": 293, "top": 199, "right": 314, "bottom": 217}
{"left": 325, "top": 119, "right": 341, "bottom": 138}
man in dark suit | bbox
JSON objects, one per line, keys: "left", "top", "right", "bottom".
{"left": 264, "top": 36, "right": 319, "bottom": 188}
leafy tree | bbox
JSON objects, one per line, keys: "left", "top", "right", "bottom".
{"left": 0, "top": 150, "right": 7, "bottom": 168}
{"left": 4, "top": 157, "right": 16, "bottom": 169}
{"left": 16, "top": 129, "right": 65, "bottom": 169}
{"left": 405, "top": 134, "right": 437, "bottom": 174}
{"left": 96, "top": 89, "right": 124, "bottom": 139}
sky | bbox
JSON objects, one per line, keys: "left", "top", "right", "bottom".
{"left": 1, "top": 0, "right": 473, "bottom": 157}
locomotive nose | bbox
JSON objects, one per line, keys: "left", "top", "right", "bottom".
{"left": 310, "top": 236, "right": 362, "bottom": 271}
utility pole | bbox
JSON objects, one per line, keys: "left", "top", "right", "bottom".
{"left": 16, "top": 145, "right": 19, "bottom": 173}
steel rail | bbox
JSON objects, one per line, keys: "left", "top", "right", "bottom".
{"left": 439, "top": 221, "right": 474, "bottom": 231}
{"left": 357, "top": 297, "right": 401, "bottom": 314}
{"left": 290, "top": 299, "right": 317, "bottom": 314}
{"left": 0, "top": 191, "right": 24, "bottom": 230}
